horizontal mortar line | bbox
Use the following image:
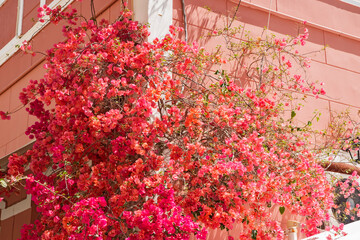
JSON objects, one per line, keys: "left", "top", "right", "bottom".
{"left": 310, "top": 96, "right": 360, "bottom": 110}
{"left": 0, "top": 135, "right": 29, "bottom": 150}
{"left": 177, "top": 0, "right": 360, "bottom": 42}
{"left": 231, "top": 0, "right": 360, "bottom": 42}
{"left": 311, "top": 58, "right": 360, "bottom": 75}
{"left": 173, "top": 12, "right": 360, "bottom": 75}
{"left": 0, "top": 140, "right": 35, "bottom": 162}
{"left": 287, "top": 90, "right": 360, "bottom": 110}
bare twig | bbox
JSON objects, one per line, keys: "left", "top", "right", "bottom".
{"left": 228, "top": 0, "right": 242, "bottom": 29}
{"left": 180, "top": 0, "right": 188, "bottom": 42}
{"left": 320, "top": 161, "right": 360, "bottom": 175}
{"left": 90, "top": 0, "right": 97, "bottom": 23}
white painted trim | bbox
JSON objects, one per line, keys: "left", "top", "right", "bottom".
{"left": 16, "top": 0, "right": 24, "bottom": 37}
{"left": 147, "top": 0, "right": 172, "bottom": 42}
{"left": 0, "top": 0, "right": 6, "bottom": 8}
{"left": 40, "top": 0, "right": 46, "bottom": 7}
{"left": 133, "top": 0, "right": 172, "bottom": 42}
{"left": 341, "top": 0, "right": 360, "bottom": 7}
{"left": 0, "top": 0, "right": 74, "bottom": 67}
{"left": 0, "top": 194, "right": 31, "bottom": 220}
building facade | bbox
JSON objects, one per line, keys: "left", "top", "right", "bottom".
{"left": 0, "top": 0, "right": 359, "bottom": 239}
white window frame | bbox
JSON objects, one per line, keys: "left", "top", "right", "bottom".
{"left": 0, "top": 0, "right": 6, "bottom": 8}
{"left": 341, "top": 0, "right": 360, "bottom": 7}
{"left": 16, "top": 0, "right": 24, "bottom": 37}
{"left": 133, "top": 0, "right": 172, "bottom": 42}
{"left": 0, "top": 0, "right": 74, "bottom": 66}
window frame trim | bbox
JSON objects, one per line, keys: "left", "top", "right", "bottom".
{"left": 0, "top": 0, "right": 6, "bottom": 8}
{"left": 0, "top": 0, "right": 75, "bottom": 67}
{"left": 16, "top": 0, "right": 24, "bottom": 37}
{"left": 341, "top": 0, "right": 360, "bottom": 7}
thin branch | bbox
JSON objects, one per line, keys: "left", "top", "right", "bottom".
{"left": 180, "top": 0, "right": 188, "bottom": 42}
{"left": 121, "top": 0, "right": 126, "bottom": 9}
{"left": 228, "top": 0, "right": 242, "bottom": 29}
{"left": 90, "top": 0, "right": 97, "bottom": 23}
{"left": 320, "top": 161, "right": 360, "bottom": 175}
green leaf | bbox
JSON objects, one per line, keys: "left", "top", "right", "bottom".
{"left": 291, "top": 110, "right": 296, "bottom": 119}
{"left": 307, "top": 121, "right": 312, "bottom": 126}
{"left": 279, "top": 206, "right": 285, "bottom": 215}
{"left": 220, "top": 223, "right": 226, "bottom": 230}
{"left": 0, "top": 179, "right": 7, "bottom": 188}
{"left": 251, "top": 229, "right": 258, "bottom": 239}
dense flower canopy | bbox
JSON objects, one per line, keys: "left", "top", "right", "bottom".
{"left": 0, "top": 4, "right": 336, "bottom": 240}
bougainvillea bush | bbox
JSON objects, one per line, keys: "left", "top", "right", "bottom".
{"left": 0, "top": 3, "right": 336, "bottom": 240}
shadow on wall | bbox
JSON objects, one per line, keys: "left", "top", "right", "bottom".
{"left": 173, "top": 0, "right": 360, "bottom": 65}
